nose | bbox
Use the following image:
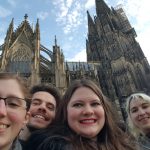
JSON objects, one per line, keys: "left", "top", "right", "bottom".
{"left": 0, "top": 100, "right": 7, "bottom": 117}
{"left": 82, "top": 105, "right": 94, "bottom": 116}
{"left": 138, "top": 108, "right": 146, "bottom": 116}
{"left": 38, "top": 102, "right": 47, "bottom": 112}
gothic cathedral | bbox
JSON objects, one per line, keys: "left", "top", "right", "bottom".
{"left": 0, "top": 0, "right": 150, "bottom": 118}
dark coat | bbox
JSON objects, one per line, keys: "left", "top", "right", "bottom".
{"left": 37, "top": 136, "right": 70, "bottom": 150}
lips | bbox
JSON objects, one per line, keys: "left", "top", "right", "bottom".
{"left": 31, "top": 113, "right": 49, "bottom": 121}
{"left": 0, "top": 124, "right": 10, "bottom": 131}
{"left": 139, "top": 117, "right": 149, "bottom": 121}
{"left": 80, "top": 119, "right": 96, "bottom": 124}
{"left": 34, "top": 115, "right": 45, "bottom": 120}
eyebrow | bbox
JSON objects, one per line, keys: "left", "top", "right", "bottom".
{"left": 32, "top": 98, "right": 55, "bottom": 106}
{"left": 32, "top": 98, "right": 41, "bottom": 102}
{"left": 0, "top": 94, "right": 24, "bottom": 99}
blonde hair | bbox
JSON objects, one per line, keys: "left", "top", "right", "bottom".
{"left": 126, "top": 93, "right": 150, "bottom": 137}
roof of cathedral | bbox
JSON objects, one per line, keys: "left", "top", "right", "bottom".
{"left": 65, "top": 62, "right": 95, "bottom": 71}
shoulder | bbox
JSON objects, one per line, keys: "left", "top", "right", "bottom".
{"left": 37, "top": 135, "right": 70, "bottom": 150}
{"left": 138, "top": 135, "right": 150, "bottom": 150}
{"left": 12, "top": 139, "right": 23, "bottom": 150}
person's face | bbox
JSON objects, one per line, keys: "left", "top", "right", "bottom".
{"left": 29, "top": 91, "right": 56, "bottom": 129}
{"left": 67, "top": 87, "right": 105, "bottom": 139}
{"left": 130, "top": 98, "right": 150, "bottom": 134}
{"left": 0, "top": 79, "right": 29, "bottom": 150}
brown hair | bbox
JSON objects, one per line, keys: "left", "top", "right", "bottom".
{"left": 30, "top": 83, "right": 61, "bottom": 110}
{"left": 53, "top": 79, "right": 136, "bottom": 150}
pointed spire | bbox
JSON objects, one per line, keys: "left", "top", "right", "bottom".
{"left": 87, "top": 11, "right": 97, "bottom": 36}
{"left": 5, "top": 18, "right": 14, "bottom": 42}
{"left": 95, "top": 0, "right": 111, "bottom": 16}
{"left": 55, "top": 35, "right": 57, "bottom": 46}
{"left": 10, "top": 18, "right": 14, "bottom": 27}
{"left": 35, "top": 18, "right": 40, "bottom": 40}
{"left": 66, "top": 61, "right": 69, "bottom": 71}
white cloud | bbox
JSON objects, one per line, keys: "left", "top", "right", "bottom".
{"left": 52, "top": 0, "right": 84, "bottom": 34}
{"left": 0, "top": 6, "right": 12, "bottom": 18}
{"left": 85, "top": 0, "right": 95, "bottom": 9}
{"left": 37, "top": 11, "right": 49, "bottom": 20}
{"left": 67, "top": 49, "right": 87, "bottom": 62}
{"left": 66, "top": 0, "right": 73, "bottom": 8}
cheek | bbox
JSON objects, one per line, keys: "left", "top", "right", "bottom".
{"left": 29, "top": 105, "right": 36, "bottom": 113}
{"left": 97, "top": 107, "right": 105, "bottom": 118}
{"left": 49, "top": 111, "right": 56, "bottom": 119}
{"left": 9, "top": 112, "right": 26, "bottom": 123}
{"left": 130, "top": 113, "right": 138, "bottom": 123}
{"left": 67, "top": 109, "right": 78, "bottom": 125}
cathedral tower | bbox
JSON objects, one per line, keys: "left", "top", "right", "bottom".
{"left": 86, "top": 0, "right": 150, "bottom": 118}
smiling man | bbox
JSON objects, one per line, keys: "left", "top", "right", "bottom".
{"left": 19, "top": 83, "right": 61, "bottom": 142}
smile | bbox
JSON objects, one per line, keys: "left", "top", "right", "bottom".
{"left": 0, "top": 124, "right": 9, "bottom": 129}
{"left": 80, "top": 119, "right": 96, "bottom": 124}
{"left": 34, "top": 115, "right": 45, "bottom": 120}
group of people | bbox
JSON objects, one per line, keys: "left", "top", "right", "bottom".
{"left": 0, "top": 72, "right": 150, "bottom": 150}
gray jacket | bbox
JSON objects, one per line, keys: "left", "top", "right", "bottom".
{"left": 137, "top": 135, "right": 150, "bottom": 150}
{"left": 10, "top": 139, "right": 22, "bottom": 150}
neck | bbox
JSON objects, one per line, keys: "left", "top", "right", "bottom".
{"left": 27, "top": 124, "right": 39, "bottom": 132}
{"left": 0, "top": 142, "right": 12, "bottom": 150}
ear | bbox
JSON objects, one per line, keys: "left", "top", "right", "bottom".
{"left": 23, "top": 111, "right": 30, "bottom": 126}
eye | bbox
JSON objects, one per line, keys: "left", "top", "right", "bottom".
{"left": 73, "top": 103, "right": 83, "bottom": 108}
{"left": 130, "top": 108, "right": 138, "bottom": 113}
{"left": 31, "top": 99, "right": 40, "bottom": 105}
{"left": 91, "top": 102, "right": 101, "bottom": 107}
{"left": 8, "top": 102, "right": 20, "bottom": 107}
{"left": 47, "top": 104, "right": 55, "bottom": 111}
{"left": 142, "top": 103, "right": 150, "bottom": 109}
{"left": 7, "top": 99, "right": 21, "bottom": 108}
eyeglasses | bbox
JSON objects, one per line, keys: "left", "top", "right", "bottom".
{"left": 0, "top": 97, "right": 28, "bottom": 111}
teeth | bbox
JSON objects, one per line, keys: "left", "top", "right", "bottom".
{"left": 0, "top": 124, "right": 7, "bottom": 129}
{"left": 34, "top": 115, "right": 45, "bottom": 120}
{"left": 81, "top": 120, "right": 95, "bottom": 123}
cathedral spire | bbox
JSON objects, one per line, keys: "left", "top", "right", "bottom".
{"left": 35, "top": 18, "right": 40, "bottom": 40}
{"left": 95, "top": 0, "right": 111, "bottom": 16}
{"left": 87, "top": 11, "right": 97, "bottom": 36}
{"left": 54, "top": 35, "right": 57, "bottom": 46}
{"left": 5, "top": 18, "right": 14, "bottom": 42}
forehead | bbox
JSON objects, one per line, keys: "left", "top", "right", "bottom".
{"left": 32, "top": 91, "right": 56, "bottom": 104}
{"left": 130, "top": 98, "right": 147, "bottom": 108}
{"left": 0, "top": 79, "right": 23, "bottom": 97}
{"left": 70, "top": 87, "right": 99, "bottom": 102}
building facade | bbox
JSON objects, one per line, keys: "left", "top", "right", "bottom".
{"left": 86, "top": 0, "right": 150, "bottom": 118}
{"left": 0, "top": 0, "right": 150, "bottom": 119}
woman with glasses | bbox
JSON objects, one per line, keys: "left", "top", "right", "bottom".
{"left": 29, "top": 79, "right": 136, "bottom": 150}
{"left": 0, "top": 73, "right": 30, "bottom": 150}
{"left": 126, "top": 93, "right": 150, "bottom": 150}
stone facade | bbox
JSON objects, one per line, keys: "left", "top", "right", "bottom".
{"left": 0, "top": 0, "right": 150, "bottom": 119}
{"left": 86, "top": 0, "right": 150, "bottom": 118}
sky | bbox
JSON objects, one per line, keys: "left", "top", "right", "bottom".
{"left": 0, "top": 0, "right": 150, "bottom": 63}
